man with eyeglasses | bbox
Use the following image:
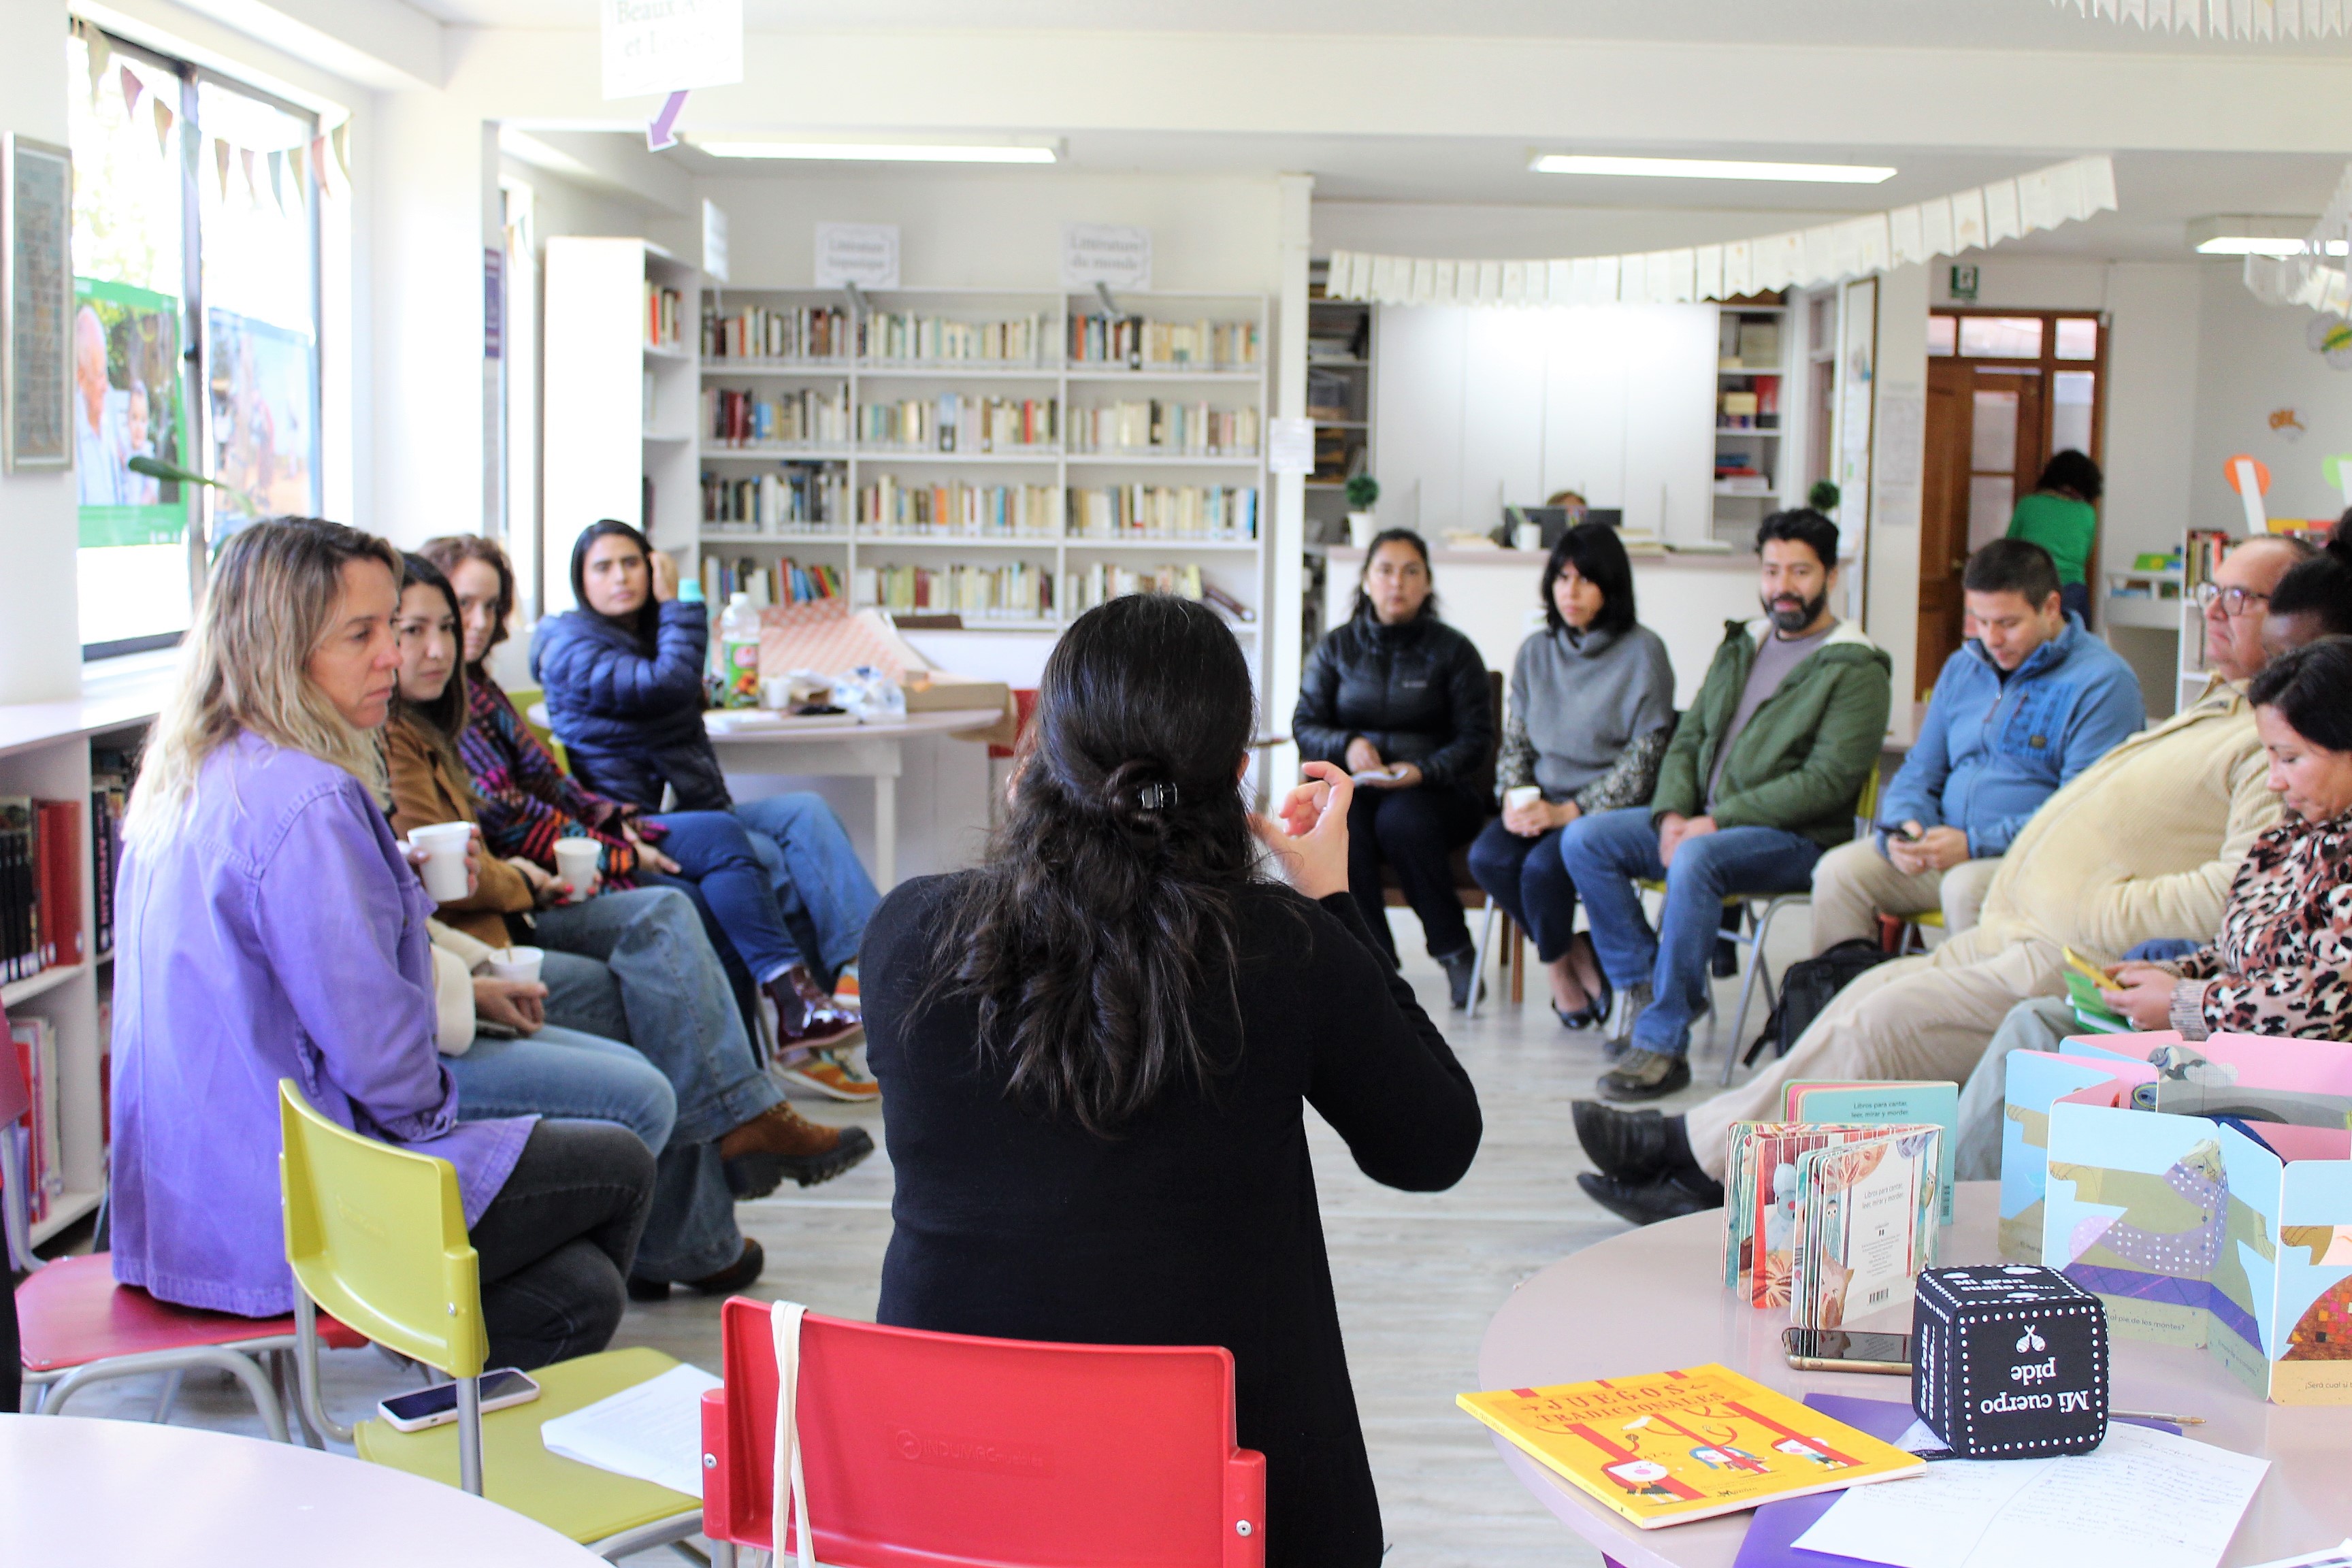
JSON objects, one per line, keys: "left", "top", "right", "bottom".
{"left": 1574, "top": 533, "right": 2306, "bottom": 1226}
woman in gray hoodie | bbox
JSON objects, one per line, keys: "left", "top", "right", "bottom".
{"left": 1469, "top": 523, "right": 1676, "bottom": 1028}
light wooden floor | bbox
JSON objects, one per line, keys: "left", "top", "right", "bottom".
{"left": 50, "top": 908, "right": 1800, "bottom": 1565}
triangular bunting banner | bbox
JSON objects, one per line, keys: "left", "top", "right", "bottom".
{"left": 1326, "top": 155, "right": 2121, "bottom": 307}
{"left": 288, "top": 144, "right": 306, "bottom": 199}
{"left": 82, "top": 21, "right": 110, "bottom": 106}
{"left": 331, "top": 122, "right": 351, "bottom": 180}
{"left": 310, "top": 136, "right": 330, "bottom": 198}
{"left": 214, "top": 137, "right": 232, "bottom": 200}
{"left": 268, "top": 149, "right": 286, "bottom": 212}
{"left": 239, "top": 146, "right": 257, "bottom": 206}
{"left": 119, "top": 64, "right": 144, "bottom": 120}
{"left": 153, "top": 99, "right": 174, "bottom": 157}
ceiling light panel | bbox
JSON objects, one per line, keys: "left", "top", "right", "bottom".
{"left": 692, "top": 141, "right": 1058, "bottom": 164}
{"left": 1529, "top": 154, "right": 1897, "bottom": 184}
{"left": 2193, "top": 236, "right": 2349, "bottom": 257}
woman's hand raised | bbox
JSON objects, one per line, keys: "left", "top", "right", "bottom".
{"left": 1251, "top": 761, "right": 1354, "bottom": 900}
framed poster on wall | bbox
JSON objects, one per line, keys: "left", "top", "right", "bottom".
{"left": 5, "top": 135, "right": 74, "bottom": 471}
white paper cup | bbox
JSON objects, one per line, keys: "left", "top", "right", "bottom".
{"left": 1513, "top": 521, "right": 1544, "bottom": 551}
{"left": 484, "top": 945, "right": 543, "bottom": 984}
{"left": 1505, "top": 785, "right": 1543, "bottom": 812}
{"left": 553, "top": 837, "right": 602, "bottom": 894}
{"left": 406, "top": 821, "right": 474, "bottom": 902}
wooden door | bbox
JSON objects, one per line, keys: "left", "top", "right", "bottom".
{"left": 1917, "top": 363, "right": 2046, "bottom": 696}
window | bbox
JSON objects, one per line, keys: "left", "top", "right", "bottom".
{"left": 1957, "top": 315, "right": 2043, "bottom": 359}
{"left": 66, "top": 24, "right": 324, "bottom": 659}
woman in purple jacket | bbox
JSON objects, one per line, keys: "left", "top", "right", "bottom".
{"left": 111, "top": 519, "right": 655, "bottom": 1369}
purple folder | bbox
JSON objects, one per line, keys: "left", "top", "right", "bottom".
{"left": 1729, "top": 1395, "right": 1921, "bottom": 1568}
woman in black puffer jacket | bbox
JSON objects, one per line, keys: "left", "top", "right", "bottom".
{"left": 1293, "top": 529, "right": 1494, "bottom": 1005}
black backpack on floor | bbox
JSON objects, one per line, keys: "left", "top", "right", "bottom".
{"left": 1746, "top": 938, "right": 1897, "bottom": 1068}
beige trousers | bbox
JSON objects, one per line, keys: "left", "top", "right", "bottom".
{"left": 1688, "top": 925, "right": 2069, "bottom": 1179}
{"left": 1806, "top": 838, "right": 2004, "bottom": 955}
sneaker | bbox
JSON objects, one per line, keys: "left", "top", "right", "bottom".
{"left": 1597, "top": 1046, "right": 1691, "bottom": 1102}
{"left": 1436, "top": 945, "right": 1485, "bottom": 1011}
{"left": 718, "top": 1102, "right": 876, "bottom": 1197}
{"left": 776, "top": 1045, "right": 881, "bottom": 1103}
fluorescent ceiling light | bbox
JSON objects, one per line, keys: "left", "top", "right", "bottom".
{"left": 1530, "top": 153, "right": 1896, "bottom": 184}
{"left": 2195, "top": 235, "right": 2349, "bottom": 257}
{"left": 692, "top": 140, "right": 1057, "bottom": 164}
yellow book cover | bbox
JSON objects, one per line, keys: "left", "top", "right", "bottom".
{"left": 1456, "top": 1363, "right": 1925, "bottom": 1529}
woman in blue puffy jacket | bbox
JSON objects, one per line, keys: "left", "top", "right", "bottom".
{"left": 532, "top": 519, "right": 874, "bottom": 1090}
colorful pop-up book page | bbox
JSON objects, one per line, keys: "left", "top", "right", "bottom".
{"left": 2001, "top": 1050, "right": 2160, "bottom": 1262}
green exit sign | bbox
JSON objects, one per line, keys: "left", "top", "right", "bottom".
{"left": 1949, "top": 264, "right": 1980, "bottom": 301}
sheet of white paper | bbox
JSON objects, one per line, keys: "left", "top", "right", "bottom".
{"left": 540, "top": 1362, "right": 723, "bottom": 1499}
{"left": 1794, "top": 1423, "right": 2270, "bottom": 1568}
{"left": 1893, "top": 1418, "right": 1947, "bottom": 1453}
{"left": 2243, "top": 1539, "right": 2352, "bottom": 1568}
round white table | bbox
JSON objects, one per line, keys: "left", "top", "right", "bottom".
{"left": 1478, "top": 1182, "right": 2352, "bottom": 1568}
{"left": 0, "top": 1415, "right": 605, "bottom": 1565}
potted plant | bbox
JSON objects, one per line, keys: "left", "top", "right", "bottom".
{"left": 1344, "top": 474, "right": 1380, "bottom": 549}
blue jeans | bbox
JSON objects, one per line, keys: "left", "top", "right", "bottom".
{"left": 732, "top": 792, "right": 881, "bottom": 977}
{"left": 1466, "top": 819, "right": 1579, "bottom": 964}
{"left": 445, "top": 1025, "right": 676, "bottom": 1154}
{"left": 2125, "top": 938, "right": 2203, "bottom": 962}
{"left": 1558, "top": 806, "right": 1825, "bottom": 1057}
{"left": 534, "top": 888, "right": 785, "bottom": 1281}
{"left": 640, "top": 810, "right": 806, "bottom": 983}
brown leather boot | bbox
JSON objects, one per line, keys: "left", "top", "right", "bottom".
{"left": 719, "top": 1100, "right": 875, "bottom": 1198}
{"left": 763, "top": 965, "right": 863, "bottom": 1054}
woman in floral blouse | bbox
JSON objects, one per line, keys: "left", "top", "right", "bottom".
{"left": 2100, "top": 635, "right": 2352, "bottom": 1040}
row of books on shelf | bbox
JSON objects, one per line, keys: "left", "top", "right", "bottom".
{"left": 702, "top": 464, "right": 849, "bottom": 529}
{"left": 706, "top": 304, "right": 852, "bottom": 361}
{"left": 10, "top": 1014, "right": 63, "bottom": 1224}
{"left": 1071, "top": 483, "right": 1258, "bottom": 541}
{"left": 1720, "top": 382, "right": 1780, "bottom": 427}
{"left": 862, "top": 310, "right": 1052, "bottom": 366}
{"left": 1068, "top": 314, "right": 1260, "bottom": 371}
{"left": 700, "top": 555, "right": 847, "bottom": 609}
{"left": 855, "top": 395, "right": 1060, "bottom": 454}
{"left": 850, "top": 561, "right": 1255, "bottom": 625}
{"left": 1718, "top": 314, "right": 1780, "bottom": 369}
{"left": 647, "top": 283, "right": 687, "bottom": 350}
{"left": 1067, "top": 399, "right": 1259, "bottom": 457}
{"left": 0, "top": 798, "right": 83, "bottom": 985}
{"left": 858, "top": 478, "right": 1062, "bottom": 536}
{"left": 91, "top": 754, "right": 128, "bottom": 958}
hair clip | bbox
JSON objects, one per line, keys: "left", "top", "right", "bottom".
{"left": 1137, "top": 782, "right": 1177, "bottom": 811}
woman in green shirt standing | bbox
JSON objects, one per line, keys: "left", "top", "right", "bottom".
{"left": 2006, "top": 449, "right": 2102, "bottom": 625}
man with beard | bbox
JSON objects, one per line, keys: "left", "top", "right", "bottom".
{"left": 1559, "top": 508, "right": 1891, "bottom": 1102}
{"left": 1574, "top": 532, "right": 2307, "bottom": 1226}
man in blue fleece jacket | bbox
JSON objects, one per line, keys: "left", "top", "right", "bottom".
{"left": 1808, "top": 538, "right": 2144, "bottom": 951}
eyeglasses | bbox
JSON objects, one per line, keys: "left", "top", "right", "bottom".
{"left": 2191, "top": 582, "right": 2271, "bottom": 617}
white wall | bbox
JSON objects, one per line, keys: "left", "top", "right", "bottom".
{"left": 1865, "top": 264, "right": 1930, "bottom": 718}
{"left": 2191, "top": 259, "right": 2352, "bottom": 532}
{"left": 0, "top": 0, "right": 80, "bottom": 701}
{"left": 1371, "top": 302, "right": 1716, "bottom": 543}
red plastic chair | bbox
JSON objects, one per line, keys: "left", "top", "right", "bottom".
{"left": 700, "top": 1296, "right": 1267, "bottom": 1568}
{"left": 5, "top": 1026, "right": 362, "bottom": 1433}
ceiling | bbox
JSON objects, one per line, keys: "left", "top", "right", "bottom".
{"left": 407, "top": 0, "right": 2352, "bottom": 54}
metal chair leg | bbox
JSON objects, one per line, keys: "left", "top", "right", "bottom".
{"left": 40, "top": 1347, "right": 289, "bottom": 1442}
{"left": 150, "top": 1368, "right": 184, "bottom": 1424}
{"left": 1467, "top": 902, "right": 1499, "bottom": 1020}
{"left": 1722, "top": 896, "right": 1799, "bottom": 1085}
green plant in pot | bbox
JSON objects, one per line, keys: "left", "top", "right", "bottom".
{"left": 1344, "top": 474, "right": 1379, "bottom": 548}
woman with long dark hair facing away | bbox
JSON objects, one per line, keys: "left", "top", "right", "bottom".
{"left": 111, "top": 519, "right": 653, "bottom": 1368}
{"left": 1292, "top": 527, "right": 1494, "bottom": 1007}
{"left": 862, "top": 593, "right": 1482, "bottom": 1567}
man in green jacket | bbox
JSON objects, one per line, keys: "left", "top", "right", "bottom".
{"left": 1560, "top": 508, "right": 1892, "bottom": 1102}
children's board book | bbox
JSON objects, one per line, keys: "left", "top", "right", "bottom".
{"left": 1782, "top": 1080, "right": 1959, "bottom": 1224}
{"left": 1456, "top": 1363, "right": 1926, "bottom": 1528}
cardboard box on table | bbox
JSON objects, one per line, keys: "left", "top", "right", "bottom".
{"left": 2003, "top": 1029, "right": 2352, "bottom": 1404}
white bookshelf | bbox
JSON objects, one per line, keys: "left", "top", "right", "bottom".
{"left": 0, "top": 670, "right": 168, "bottom": 1250}
{"left": 689, "top": 284, "right": 1270, "bottom": 659}
{"left": 1712, "top": 303, "right": 1789, "bottom": 531}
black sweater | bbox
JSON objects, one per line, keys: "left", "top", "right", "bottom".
{"left": 862, "top": 873, "right": 1483, "bottom": 1568}
{"left": 1292, "top": 612, "right": 1493, "bottom": 790}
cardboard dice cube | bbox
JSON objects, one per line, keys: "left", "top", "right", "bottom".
{"left": 1912, "top": 1264, "right": 2109, "bottom": 1458}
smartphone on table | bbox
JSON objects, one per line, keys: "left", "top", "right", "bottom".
{"left": 376, "top": 1367, "right": 542, "bottom": 1432}
{"left": 1782, "top": 1327, "right": 1912, "bottom": 1375}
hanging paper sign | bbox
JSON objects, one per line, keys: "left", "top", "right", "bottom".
{"left": 814, "top": 223, "right": 898, "bottom": 289}
{"left": 1268, "top": 416, "right": 1314, "bottom": 477}
{"left": 2227, "top": 453, "right": 2271, "bottom": 536}
{"left": 1060, "top": 223, "right": 1152, "bottom": 289}
{"left": 2323, "top": 453, "right": 2352, "bottom": 506}
{"left": 601, "top": 0, "right": 743, "bottom": 99}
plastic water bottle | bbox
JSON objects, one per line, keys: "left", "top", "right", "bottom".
{"left": 718, "top": 591, "right": 761, "bottom": 708}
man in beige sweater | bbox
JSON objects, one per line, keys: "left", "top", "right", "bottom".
{"left": 1572, "top": 534, "right": 2306, "bottom": 1224}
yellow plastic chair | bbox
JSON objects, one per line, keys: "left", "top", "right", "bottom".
{"left": 1635, "top": 762, "right": 1881, "bottom": 1085}
{"left": 504, "top": 684, "right": 571, "bottom": 774}
{"left": 277, "top": 1081, "right": 701, "bottom": 1560}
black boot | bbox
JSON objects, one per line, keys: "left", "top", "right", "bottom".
{"left": 1436, "top": 945, "right": 1484, "bottom": 1011}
